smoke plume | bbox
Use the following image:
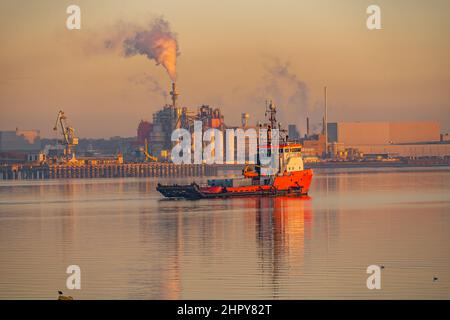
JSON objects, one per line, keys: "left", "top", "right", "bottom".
{"left": 122, "top": 17, "right": 179, "bottom": 81}
{"left": 129, "top": 73, "right": 168, "bottom": 100}
{"left": 259, "top": 57, "right": 310, "bottom": 135}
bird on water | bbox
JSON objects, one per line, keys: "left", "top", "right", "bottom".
{"left": 57, "top": 290, "right": 74, "bottom": 300}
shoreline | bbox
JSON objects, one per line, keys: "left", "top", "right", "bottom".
{"left": 305, "top": 161, "right": 450, "bottom": 170}
{"left": 1, "top": 161, "right": 449, "bottom": 181}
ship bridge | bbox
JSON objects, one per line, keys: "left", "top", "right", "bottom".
{"left": 279, "top": 143, "right": 304, "bottom": 174}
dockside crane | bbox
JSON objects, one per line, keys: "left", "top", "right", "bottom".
{"left": 142, "top": 138, "right": 158, "bottom": 162}
{"left": 53, "top": 110, "right": 79, "bottom": 162}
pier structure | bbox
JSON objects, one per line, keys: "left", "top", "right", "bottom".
{"left": 0, "top": 163, "right": 232, "bottom": 180}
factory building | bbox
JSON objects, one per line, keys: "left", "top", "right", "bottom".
{"left": 326, "top": 121, "right": 449, "bottom": 157}
{"left": 137, "top": 97, "right": 253, "bottom": 163}
{"left": 0, "top": 129, "right": 41, "bottom": 163}
{"left": 0, "top": 129, "right": 41, "bottom": 152}
{"left": 301, "top": 134, "right": 326, "bottom": 158}
{"left": 288, "top": 124, "right": 300, "bottom": 141}
{"left": 351, "top": 143, "right": 450, "bottom": 158}
{"left": 133, "top": 83, "right": 227, "bottom": 161}
{"left": 327, "top": 121, "right": 441, "bottom": 145}
{"left": 138, "top": 82, "right": 227, "bottom": 160}
{"left": 197, "top": 105, "right": 225, "bottom": 130}
{"left": 149, "top": 105, "right": 180, "bottom": 158}
{"left": 148, "top": 104, "right": 225, "bottom": 160}
{"left": 136, "top": 120, "right": 152, "bottom": 146}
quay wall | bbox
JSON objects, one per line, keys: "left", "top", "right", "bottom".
{"left": 0, "top": 163, "right": 223, "bottom": 180}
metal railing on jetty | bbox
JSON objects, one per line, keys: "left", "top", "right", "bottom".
{"left": 0, "top": 163, "right": 225, "bottom": 180}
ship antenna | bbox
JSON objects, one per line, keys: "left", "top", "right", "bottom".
{"left": 265, "top": 100, "right": 277, "bottom": 129}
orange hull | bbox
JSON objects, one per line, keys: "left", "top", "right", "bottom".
{"left": 273, "top": 169, "right": 313, "bottom": 194}
{"left": 157, "top": 169, "right": 313, "bottom": 199}
{"left": 201, "top": 169, "right": 313, "bottom": 196}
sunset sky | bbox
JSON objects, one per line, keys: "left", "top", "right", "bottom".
{"left": 1, "top": 0, "right": 449, "bottom": 138}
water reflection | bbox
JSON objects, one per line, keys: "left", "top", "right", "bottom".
{"left": 1, "top": 168, "right": 449, "bottom": 299}
{"left": 141, "top": 196, "right": 313, "bottom": 299}
{"left": 253, "top": 197, "right": 312, "bottom": 297}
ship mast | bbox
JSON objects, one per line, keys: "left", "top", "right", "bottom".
{"left": 265, "top": 100, "right": 277, "bottom": 129}
{"left": 255, "top": 101, "right": 276, "bottom": 176}
{"left": 264, "top": 100, "right": 287, "bottom": 143}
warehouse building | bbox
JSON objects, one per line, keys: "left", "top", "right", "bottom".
{"left": 327, "top": 121, "right": 441, "bottom": 145}
{"left": 326, "top": 121, "right": 449, "bottom": 157}
{"left": 0, "top": 129, "right": 41, "bottom": 152}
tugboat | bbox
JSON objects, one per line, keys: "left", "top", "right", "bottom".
{"left": 157, "top": 102, "right": 313, "bottom": 199}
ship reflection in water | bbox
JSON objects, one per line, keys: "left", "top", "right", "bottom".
{"left": 254, "top": 197, "right": 312, "bottom": 297}
{"left": 0, "top": 167, "right": 449, "bottom": 299}
{"left": 138, "top": 196, "right": 312, "bottom": 299}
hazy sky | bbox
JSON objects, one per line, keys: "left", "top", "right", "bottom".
{"left": 1, "top": 0, "right": 449, "bottom": 138}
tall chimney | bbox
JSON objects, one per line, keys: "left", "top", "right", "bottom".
{"left": 170, "top": 82, "right": 179, "bottom": 108}
{"left": 324, "top": 86, "right": 328, "bottom": 157}
{"left": 306, "top": 117, "right": 310, "bottom": 137}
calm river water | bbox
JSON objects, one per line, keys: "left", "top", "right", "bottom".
{"left": 0, "top": 167, "right": 449, "bottom": 299}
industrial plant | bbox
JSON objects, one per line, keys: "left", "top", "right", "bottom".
{"left": 1, "top": 80, "right": 450, "bottom": 180}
